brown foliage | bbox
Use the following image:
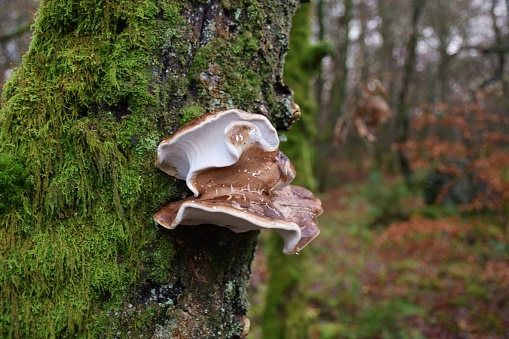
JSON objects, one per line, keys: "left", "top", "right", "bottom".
{"left": 371, "top": 217, "right": 509, "bottom": 337}
{"left": 483, "top": 260, "right": 509, "bottom": 289}
{"left": 399, "top": 101, "right": 509, "bottom": 218}
{"left": 376, "top": 217, "right": 470, "bottom": 248}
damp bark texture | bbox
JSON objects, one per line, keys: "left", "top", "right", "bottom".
{"left": 0, "top": 0, "right": 299, "bottom": 337}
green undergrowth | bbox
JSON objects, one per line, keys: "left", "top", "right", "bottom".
{"left": 361, "top": 171, "right": 415, "bottom": 227}
{"left": 303, "top": 181, "right": 426, "bottom": 338}
{"left": 250, "top": 171, "right": 509, "bottom": 338}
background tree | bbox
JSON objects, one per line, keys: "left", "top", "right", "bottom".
{"left": 0, "top": 0, "right": 302, "bottom": 337}
{"left": 315, "top": 0, "right": 353, "bottom": 191}
{"left": 263, "top": 3, "right": 332, "bottom": 338}
{"left": 394, "top": 0, "right": 425, "bottom": 186}
{"left": 314, "top": 0, "right": 508, "bottom": 182}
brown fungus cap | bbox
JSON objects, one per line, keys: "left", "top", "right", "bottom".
{"left": 272, "top": 185, "right": 322, "bottom": 253}
{"left": 154, "top": 109, "right": 322, "bottom": 254}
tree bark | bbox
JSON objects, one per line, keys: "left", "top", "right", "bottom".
{"left": 0, "top": 0, "right": 299, "bottom": 337}
{"left": 316, "top": 0, "right": 352, "bottom": 191}
{"left": 395, "top": 0, "right": 425, "bottom": 187}
{"left": 314, "top": 0, "right": 326, "bottom": 121}
{"left": 485, "top": 0, "right": 507, "bottom": 93}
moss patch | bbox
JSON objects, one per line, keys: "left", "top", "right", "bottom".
{"left": 0, "top": 0, "right": 299, "bottom": 337}
{"left": 0, "top": 0, "right": 181, "bottom": 337}
{"left": 278, "top": 3, "right": 333, "bottom": 190}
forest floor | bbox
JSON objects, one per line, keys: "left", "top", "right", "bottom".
{"left": 248, "top": 170, "right": 509, "bottom": 338}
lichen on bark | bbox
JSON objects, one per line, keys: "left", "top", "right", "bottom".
{"left": 0, "top": 0, "right": 299, "bottom": 337}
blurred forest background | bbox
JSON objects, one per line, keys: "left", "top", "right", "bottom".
{"left": 1, "top": 0, "right": 509, "bottom": 338}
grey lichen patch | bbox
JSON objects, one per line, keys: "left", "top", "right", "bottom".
{"left": 271, "top": 90, "right": 296, "bottom": 129}
{"left": 162, "top": 284, "right": 246, "bottom": 338}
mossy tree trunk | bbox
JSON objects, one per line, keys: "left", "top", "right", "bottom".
{"left": 0, "top": 0, "right": 300, "bottom": 337}
{"left": 263, "top": 3, "right": 331, "bottom": 338}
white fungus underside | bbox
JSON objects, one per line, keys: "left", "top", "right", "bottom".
{"left": 156, "top": 110, "right": 280, "bottom": 196}
{"left": 169, "top": 201, "right": 301, "bottom": 254}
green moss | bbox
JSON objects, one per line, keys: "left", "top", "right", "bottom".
{"left": 145, "top": 230, "right": 177, "bottom": 285}
{"left": 0, "top": 0, "right": 183, "bottom": 337}
{"left": 279, "top": 3, "right": 332, "bottom": 190}
{"left": 0, "top": 0, "right": 299, "bottom": 337}
{"left": 0, "top": 153, "right": 33, "bottom": 215}
{"left": 188, "top": 29, "right": 264, "bottom": 111}
{"left": 180, "top": 105, "right": 206, "bottom": 126}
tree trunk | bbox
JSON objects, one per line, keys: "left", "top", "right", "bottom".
{"left": 316, "top": 0, "right": 352, "bottom": 191}
{"left": 395, "top": 0, "right": 425, "bottom": 187}
{"left": 263, "top": 3, "right": 330, "bottom": 338}
{"left": 314, "top": 0, "right": 326, "bottom": 122}
{"left": 0, "top": 0, "right": 299, "bottom": 337}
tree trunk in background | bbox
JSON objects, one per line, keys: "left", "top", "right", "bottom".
{"left": 263, "top": 3, "right": 331, "bottom": 338}
{"left": 262, "top": 235, "right": 309, "bottom": 339}
{"left": 316, "top": 0, "right": 353, "bottom": 192}
{"left": 374, "top": 1, "right": 398, "bottom": 172}
{"left": 280, "top": 2, "right": 332, "bottom": 191}
{"left": 395, "top": 0, "right": 425, "bottom": 186}
{"left": 431, "top": 0, "right": 455, "bottom": 104}
{"left": 358, "top": 1, "right": 370, "bottom": 82}
{"left": 505, "top": 0, "right": 509, "bottom": 97}
{"left": 0, "top": 0, "right": 299, "bottom": 337}
{"left": 314, "top": 0, "right": 326, "bottom": 123}
{"left": 488, "top": 0, "right": 507, "bottom": 94}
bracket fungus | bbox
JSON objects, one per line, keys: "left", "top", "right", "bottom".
{"left": 154, "top": 109, "right": 322, "bottom": 254}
